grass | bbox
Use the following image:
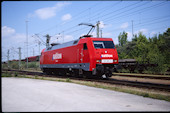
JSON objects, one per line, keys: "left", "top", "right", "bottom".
{"left": 2, "top": 71, "right": 170, "bottom": 102}
{"left": 74, "top": 81, "right": 170, "bottom": 101}
{"left": 2, "top": 72, "right": 13, "bottom": 77}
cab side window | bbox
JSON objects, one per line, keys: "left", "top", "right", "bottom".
{"left": 83, "top": 43, "right": 88, "bottom": 50}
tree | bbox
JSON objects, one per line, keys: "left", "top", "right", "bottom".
{"left": 118, "top": 31, "right": 128, "bottom": 46}
{"left": 135, "top": 32, "right": 149, "bottom": 63}
{"left": 117, "top": 28, "right": 170, "bottom": 74}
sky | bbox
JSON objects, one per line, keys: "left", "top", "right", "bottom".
{"left": 2, "top": 1, "right": 170, "bottom": 62}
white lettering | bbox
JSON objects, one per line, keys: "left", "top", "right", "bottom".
{"left": 101, "top": 54, "right": 113, "bottom": 58}
{"left": 53, "top": 53, "right": 62, "bottom": 60}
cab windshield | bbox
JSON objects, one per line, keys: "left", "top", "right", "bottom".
{"left": 93, "top": 41, "right": 115, "bottom": 49}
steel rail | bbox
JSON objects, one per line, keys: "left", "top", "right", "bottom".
{"left": 113, "top": 74, "right": 170, "bottom": 80}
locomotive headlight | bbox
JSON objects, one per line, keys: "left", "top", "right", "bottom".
{"left": 113, "top": 60, "right": 117, "bottom": 62}
{"left": 96, "top": 60, "right": 101, "bottom": 63}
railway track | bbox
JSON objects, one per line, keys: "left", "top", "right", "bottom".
{"left": 113, "top": 73, "right": 170, "bottom": 80}
{"left": 2, "top": 69, "right": 170, "bottom": 92}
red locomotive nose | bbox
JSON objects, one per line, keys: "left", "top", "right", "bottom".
{"left": 92, "top": 40, "right": 118, "bottom": 64}
{"left": 94, "top": 49, "right": 118, "bottom": 63}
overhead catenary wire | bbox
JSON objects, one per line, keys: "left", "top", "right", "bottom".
{"left": 102, "top": 2, "right": 149, "bottom": 22}
{"left": 106, "top": 17, "right": 170, "bottom": 33}
{"left": 56, "top": 1, "right": 166, "bottom": 38}
{"left": 36, "top": 2, "right": 101, "bottom": 35}
{"left": 37, "top": 1, "right": 167, "bottom": 41}
{"left": 90, "top": 1, "right": 121, "bottom": 20}
{"left": 36, "top": 1, "right": 125, "bottom": 37}
{"left": 133, "top": 17, "right": 170, "bottom": 28}
{"left": 103, "top": 1, "right": 167, "bottom": 23}
{"left": 78, "top": 14, "right": 169, "bottom": 39}
{"left": 89, "top": 1, "right": 142, "bottom": 23}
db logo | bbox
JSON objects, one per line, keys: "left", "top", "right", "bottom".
{"left": 52, "top": 53, "right": 62, "bottom": 60}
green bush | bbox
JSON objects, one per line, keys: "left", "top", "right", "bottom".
{"left": 28, "top": 62, "right": 38, "bottom": 68}
{"left": 10, "top": 61, "right": 19, "bottom": 69}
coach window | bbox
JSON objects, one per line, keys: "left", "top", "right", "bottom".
{"left": 83, "top": 43, "right": 88, "bottom": 50}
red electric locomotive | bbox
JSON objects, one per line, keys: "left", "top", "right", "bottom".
{"left": 40, "top": 35, "right": 118, "bottom": 78}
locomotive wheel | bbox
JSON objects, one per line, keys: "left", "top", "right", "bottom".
{"left": 57, "top": 71, "right": 63, "bottom": 76}
{"left": 73, "top": 70, "right": 81, "bottom": 78}
{"left": 101, "top": 74, "right": 109, "bottom": 79}
{"left": 83, "top": 71, "right": 92, "bottom": 79}
{"left": 43, "top": 69, "right": 52, "bottom": 75}
{"left": 53, "top": 70, "right": 60, "bottom": 76}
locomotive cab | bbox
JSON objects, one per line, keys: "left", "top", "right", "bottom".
{"left": 89, "top": 38, "right": 118, "bottom": 78}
